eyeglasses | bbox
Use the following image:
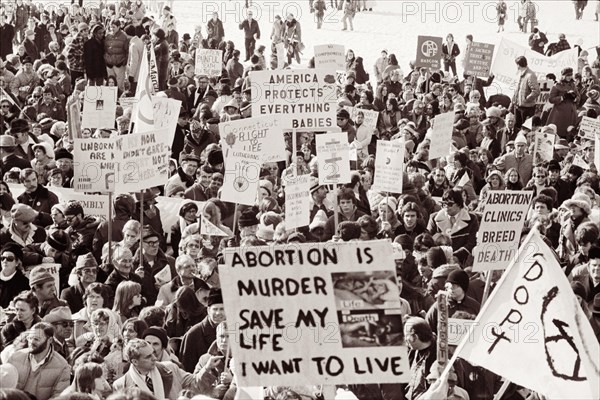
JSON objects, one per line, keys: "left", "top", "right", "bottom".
{"left": 144, "top": 240, "right": 160, "bottom": 247}
{"left": 54, "top": 321, "right": 74, "bottom": 327}
{"left": 1, "top": 105, "right": 9, "bottom": 109}
{"left": 534, "top": 174, "right": 546, "bottom": 178}
{"left": 1, "top": 256, "right": 15, "bottom": 262}
{"left": 65, "top": 215, "right": 76, "bottom": 222}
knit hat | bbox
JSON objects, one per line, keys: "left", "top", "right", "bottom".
{"left": 143, "top": 327, "right": 168, "bottom": 349}
{"left": 563, "top": 193, "right": 592, "bottom": 216}
{"left": 64, "top": 201, "right": 84, "bottom": 217}
{"left": 587, "top": 89, "right": 599, "bottom": 102}
{"left": 207, "top": 288, "right": 223, "bottom": 307}
{"left": 47, "top": 230, "right": 69, "bottom": 252}
{"left": 309, "top": 210, "right": 329, "bottom": 231}
{"left": 75, "top": 252, "right": 98, "bottom": 271}
{"left": 179, "top": 202, "right": 199, "bottom": 217}
{"left": 238, "top": 209, "right": 259, "bottom": 228}
{"left": 378, "top": 197, "right": 398, "bottom": 213}
{"left": 11, "top": 204, "right": 37, "bottom": 223}
{"left": 1, "top": 243, "right": 24, "bottom": 262}
{"left": 29, "top": 266, "right": 55, "bottom": 287}
{"left": 54, "top": 148, "right": 74, "bottom": 160}
{"left": 447, "top": 269, "right": 470, "bottom": 293}
{"left": 43, "top": 306, "right": 73, "bottom": 324}
{"left": 259, "top": 180, "right": 273, "bottom": 197}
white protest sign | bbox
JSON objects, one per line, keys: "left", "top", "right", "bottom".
{"left": 148, "top": 45, "right": 160, "bottom": 93}
{"left": 428, "top": 112, "right": 454, "bottom": 160}
{"left": 221, "top": 149, "right": 262, "bottom": 206}
{"left": 154, "top": 197, "right": 205, "bottom": 238}
{"left": 113, "top": 130, "right": 170, "bottom": 193}
{"left": 81, "top": 86, "right": 118, "bottom": 129}
{"left": 579, "top": 116, "right": 600, "bottom": 141}
{"left": 201, "top": 216, "right": 230, "bottom": 237}
{"left": 447, "top": 318, "right": 476, "bottom": 346}
{"left": 195, "top": 49, "right": 223, "bottom": 77}
{"left": 250, "top": 69, "right": 337, "bottom": 129}
{"left": 314, "top": 44, "right": 346, "bottom": 70}
{"left": 459, "top": 230, "right": 600, "bottom": 400}
{"left": 285, "top": 174, "right": 311, "bottom": 230}
{"left": 344, "top": 107, "right": 379, "bottom": 133}
{"left": 29, "top": 263, "right": 61, "bottom": 294}
{"left": 132, "top": 46, "right": 156, "bottom": 133}
{"left": 464, "top": 42, "right": 495, "bottom": 78}
{"left": 73, "top": 138, "right": 116, "bottom": 193}
{"left": 51, "top": 187, "right": 111, "bottom": 220}
{"left": 152, "top": 97, "right": 182, "bottom": 150}
{"left": 154, "top": 265, "right": 172, "bottom": 285}
{"left": 219, "top": 116, "right": 286, "bottom": 162}
{"left": 372, "top": 140, "right": 404, "bottom": 193}
{"left": 472, "top": 190, "right": 533, "bottom": 272}
{"left": 572, "top": 154, "right": 590, "bottom": 170}
{"left": 533, "top": 132, "right": 555, "bottom": 165}
{"left": 67, "top": 97, "right": 82, "bottom": 139}
{"left": 119, "top": 97, "right": 137, "bottom": 109}
{"left": 315, "top": 132, "right": 351, "bottom": 185}
{"left": 536, "top": 79, "right": 554, "bottom": 105}
{"left": 595, "top": 131, "right": 600, "bottom": 169}
{"left": 220, "top": 240, "right": 410, "bottom": 387}
{"left": 491, "top": 38, "right": 578, "bottom": 98}
{"left": 335, "top": 70, "right": 347, "bottom": 87}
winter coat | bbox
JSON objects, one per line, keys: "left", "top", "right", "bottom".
{"left": 546, "top": 80, "right": 579, "bottom": 137}
{"left": 9, "top": 348, "right": 70, "bottom": 400}
{"left": 195, "top": 341, "right": 232, "bottom": 398}
{"left": 512, "top": 67, "right": 540, "bottom": 108}
{"left": 154, "top": 39, "right": 170, "bottom": 91}
{"left": 83, "top": 37, "right": 108, "bottom": 80}
{"left": 14, "top": 5, "right": 29, "bottom": 29}
{"left": 17, "top": 184, "right": 59, "bottom": 214}
{"left": 0, "top": 23, "right": 15, "bottom": 60}
{"left": 238, "top": 19, "right": 260, "bottom": 40}
{"left": 374, "top": 55, "right": 389, "bottom": 83}
{"left": 67, "top": 216, "right": 101, "bottom": 256}
{"left": 132, "top": 248, "right": 176, "bottom": 305}
{"left": 67, "top": 31, "right": 88, "bottom": 72}
{"left": 0, "top": 269, "right": 30, "bottom": 308}
{"left": 23, "top": 38, "right": 40, "bottom": 60}
{"left": 494, "top": 152, "right": 534, "bottom": 186}
{"left": 104, "top": 29, "right": 129, "bottom": 67}
{"left": 207, "top": 19, "right": 225, "bottom": 43}
{"left": 179, "top": 315, "right": 218, "bottom": 372}
{"left": 92, "top": 194, "right": 136, "bottom": 262}
{"left": 427, "top": 208, "right": 479, "bottom": 254}
{"left": 270, "top": 20, "right": 285, "bottom": 44}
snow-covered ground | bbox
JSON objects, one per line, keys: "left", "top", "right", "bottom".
{"left": 167, "top": 0, "right": 599, "bottom": 73}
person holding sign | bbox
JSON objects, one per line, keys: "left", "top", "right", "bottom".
{"left": 323, "top": 188, "right": 367, "bottom": 241}
{"left": 546, "top": 67, "right": 580, "bottom": 137}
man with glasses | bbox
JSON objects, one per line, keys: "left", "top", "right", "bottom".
{"left": 157, "top": 254, "right": 210, "bottom": 307}
{"left": 134, "top": 226, "right": 176, "bottom": 305}
{"left": 494, "top": 134, "right": 533, "bottom": 186}
{"left": 60, "top": 252, "right": 98, "bottom": 313}
{"left": 190, "top": 75, "right": 212, "bottom": 110}
{"left": 42, "top": 306, "right": 74, "bottom": 359}
{"left": 238, "top": 10, "right": 260, "bottom": 62}
{"left": 165, "top": 154, "right": 200, "bottom": 197}
{"left": 427, "top": 189, "right": 479, "bottom": 265}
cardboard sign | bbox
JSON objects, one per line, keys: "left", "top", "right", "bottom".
{"left": 221, "top": 149, "right": 262, "bottom": 206}
{"left": 152, "top": 97, "right": 182, "bottom": 151}
{"left": 372, "top": 140, "right": 404, "bottom": 193}
{"left": 220, "top": 240, "right": 410, "bottom": 386}
{"left": 428, "top": 112, "right": 454, "bottom": 160}
{"left": 201, "top": 215, "right": 230, "bottom": 237}
{"left": 533, "top": 132, "right": 555, "bottom": 165}
{"left": 536, "top": 79, "right": 554, "bottom": 105}
{"left": 154, "top": 197, "right": 205, "bottom": 238}
{"left": 448, "top": 318, "right": 476, "bottom": 345}
{"left": 314, "top": 44, "right": 346, "bottom": 70}
{"left": 73, "top": 138, "right": 117, "bottom": 193}
{"left": 315, "top": 132, "right": 351, "bottom": 185}
{"left": 195, "top": 49, "right": 223, "bottom": 77}
{"left": 67, "top": 97, "right": 82, "bottom": 139}
{"left": 472, "top": 190, "right": 534, "bottom": 272}
{"left": 415, "top": 36, "right": 443, "bottom": 70}
{"left": 284, "top": 174, "right": 311, "bottom": 230}
{"left": 491, "top": 37, "right": 578, "bottom": 98}
{"left": 464, "top": 42, "right": 495, "bottom": 77}
{"left": 250, "top": 69, "right": 337, "bottom": 129}
{"left": 81, "top": 86, "right": 118, "bottom": 129}
{"left": 579, "top": 116, "right": 600, "bottom": 141}
{"left": 344, "top": 107, "right": 379, "bottom": 133}
{"left": 113, "top": 130, "right": 170, "bottom": 192}
{"left": 219, "top": 116, "right": 286, "bottom": 162}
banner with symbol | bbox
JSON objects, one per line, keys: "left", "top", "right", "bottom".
{"left": 315, "top": 132, "right": 351, "bottom": 185}
{"left": 221, "top": 149, "right": 262, "bottom": 205}
{"left": 373, "top": 139, "right": 404, "bottom": 193}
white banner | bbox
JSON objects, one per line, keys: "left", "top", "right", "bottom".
{"left": 132, "top": 46, "right": 156, "bottom": 134}
{"left": 579, "top": 116, "right": 600, "bottom": 141}
{"left": 195, "top": 49, "right": 223, "bottom": 77}
{"left": 428, "top": 112, "right": 454, "bottom": 160}
{"left": 314, "top": 44, "right": 346, "bottom": 70}
{"left": 372, "top": 140, "right": 404, "bottom": 193}
{"left": 221, "top": 149, "right": 262, "bottom": 206}
{"left": 152, "top": 97, "right": 182, "bottom": 151}
{"left": 219, "top": 116, "right": 286, "bottom": 162}
{"left": 315, "top": 132, "right": 351, "bottom": 185}
{"left": 220, "top": 240, "right": 409, "bottom": 387}
{"left": 154, "top": 197, "right": 205, "bottom": 238}
{"left": 73, "top": 138, "right": 117, "bottom": 193}
{"left": 533, "top": 132, "right": 555, "bottom": 165}
{"left": 250, "top": 69, "right": 337, "bottom": 129}
{"left": 284, "top": 174, "right": 311, "bottom": 230}
{"left": 344, "top": 107, "right": 379, "bottom": 133}
{"left": 472, "top": 190, "right": 533, "bottom": 272}
{"left": 81, "top": 86, "right": 118, "bottom": 129}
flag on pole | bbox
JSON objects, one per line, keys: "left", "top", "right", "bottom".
{"left": 458, "top": 230, "right": 600, "bottom": 400}
{"left": 0, "top": 87, "right": 16, "bottom": 106}
{"left": 132, "top": 46, "right": 156, "bottom": 133}
{"left": 457, "top": 171, "right": 470, "bottom": 188}
{"left": 201, "top": 216, "right": 230, "bottom": 237}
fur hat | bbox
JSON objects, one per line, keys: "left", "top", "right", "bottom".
{"left": 563, "top": 193, "right": 592, "bottom": 216}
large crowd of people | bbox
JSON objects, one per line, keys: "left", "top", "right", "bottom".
{"left": 0, "top": 0, "right": 599, "bottom": 399}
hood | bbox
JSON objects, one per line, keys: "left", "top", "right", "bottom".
{"left": 81, "top": 215, "right": 101, "bottom": 231}
{"left": 114, "top": 193, "right": 136, "bottom": 217}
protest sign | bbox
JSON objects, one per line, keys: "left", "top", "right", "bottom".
{"left": 113, "top": 130, "right": 170, "bottom": 193}
{"left": 219, "top": 116, "right": 286, "bottom": 162}
{"left": 284, "top": 174, "right": 311, "bottom": 230}
{"left": 472, "top": 190, "right": 533, "bottom": 272}
{"left": 579, "top": 116, "right": 600, "bottom": 141}
{"left": 315, "top": 132, "right": 351, "bottom": 185}
{"left": 152, "top": 97, "right": 181, "bottom": 149}
{"left": 428, "top": 112, "right": 454, "bottom": 160}
{"left": 491, "top": 37, "right": 578, "bottom": 98}
{"left": 220, "top": 240, "right": 410, "bottom": 387}
{"left": 50, "top": 188, "right": 111, "bottom": 220}
{"left": 415, "top": 36, "right": 443, "bottom": 70}
{"left": 250, "top": 69, "right": 337, "bottom": 129}
{"left": 119, "top": 97, "right": 137, "bottom": 109}
{"left": 314, "top": 44, "right": 346, "bottom": 70}
{"left": 372, "top": 140, "right": 404, "bottom": 193}
{"left": 533, "top": 132, "right": 555, "bottom": 165}
{"left": 195, "top": 49, "right": 223, "bottom": 77}
{"left": 73, "top": 138, "right": 116, "bottom": 193}
{"left": 28, "top": 264, "right": 60, "bottom": 294}
{"left": 154, "top": 197, "right": 205, "bottom": 240}
{"left": 572, "top": 154, "right": 590, "bottom": 170}
{"left": 221, "top": 149, "right": 262, "bottom": 206}
{"left": 67, "top": 97, "right": 81, "bottom": 139}
{"left": 148, "top": 46, "right": 159, "bottom": 93}
{"left": 464, "top": 42, "right": 495, "bottom": 77}
{"left": 536, "top": 79, "right": 554, "bottom": 105}
{"left": 201, "top": 216, "right": 230, "bottom": 237}
{"left": 437, "top": 291, "right": 449, "bottom": 365}
{"left": 447, "top": 318, "right": 476, "bottom": 346}
{"left": 335, "top": 70, "right": 347, "bottom": 87}
{"left": 344, "top": 107, "right": 379, "bottom": 133}
{"left": 459, "top": 230, "right": 600, "bottom": 400}
{"left": 81, "top": 86, "right": 118, "bottom": 129}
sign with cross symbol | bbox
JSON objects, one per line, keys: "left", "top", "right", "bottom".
{"left": 315, "top": 132, "right": 351, "bottom": 185}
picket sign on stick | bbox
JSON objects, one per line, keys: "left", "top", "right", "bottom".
{"left": 437, "top": 291, "right": 449, "bottom": 366}
{"left": 493, "top": 380, "right": 512, "bottom": 400}
{"left": 107, "top": 192, "right": 113, "bottom": 265}
{"left": 139, "top": 189, "right": 145, "bottom": 267}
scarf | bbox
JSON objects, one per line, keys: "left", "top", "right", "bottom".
{"left": 8, "top": 223, "right": 35, "bottom": 246}
{"left": 130, "top": 366, "right": 166, "bottom": 399}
